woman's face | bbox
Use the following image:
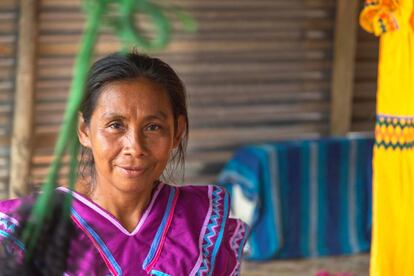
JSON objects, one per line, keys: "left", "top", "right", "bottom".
{"left": 78, "top": 77, "right": 185, "bottom": 194}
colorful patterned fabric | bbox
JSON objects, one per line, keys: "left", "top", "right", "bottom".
{"left": 0, "top": 184, "right": 248, "bottom": 275}
{"left": 360, "top": 0, "right": 414, "bottom": 275}
{"left": 375, "top": 114, "right": 414, "bottom": 149}
{"left": 218, "top": 137, "right": 373, "bottom": 260}
{"left": 360, "top": 0, "right": 400, "bottom": 36}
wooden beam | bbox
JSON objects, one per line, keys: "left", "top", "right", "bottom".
{"left": 9, "top": 0, "right": 38, "bottom": 198}
{"left": 330, "top": 0, "right": 359, "bottom": 136}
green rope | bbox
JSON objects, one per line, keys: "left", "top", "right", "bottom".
{"left": 21, "top": 0, "right": 196, "bottom": 260}
{"left": 22, "top": 0, "right": 105, "bottom": 257}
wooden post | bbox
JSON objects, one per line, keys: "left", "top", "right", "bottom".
{"left": 330, "top": 0, "right": 359, "bottom": 136}
{"left": 9, "top": 0, "right": 38, "bottom": 198}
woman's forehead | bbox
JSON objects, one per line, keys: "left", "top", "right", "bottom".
{"left": 94, "top": 79, "right": 173, "bottom": 116}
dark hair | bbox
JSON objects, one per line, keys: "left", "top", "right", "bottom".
{"left": 79, "top": 51, "right": 189, "bottom": 187}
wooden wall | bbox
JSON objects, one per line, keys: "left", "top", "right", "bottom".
{"left": 0, "top": 0, "right": 378, "bottom": 197}
{"left": 352, "top": 23, "right": 378, "bottom": 131}
{"left": 0, "top": 0, "right": 18, "bottom": 197}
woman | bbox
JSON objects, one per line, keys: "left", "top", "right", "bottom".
{"left": 0, "top": 52, "right": 248, "bottom": 275}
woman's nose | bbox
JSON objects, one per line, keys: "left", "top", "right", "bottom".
{"left": 124, "top": 130, "right": 147, "bottom": 157}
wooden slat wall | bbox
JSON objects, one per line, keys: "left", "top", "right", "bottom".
{"left": 176, "top": 0, "right": 336, "bottom": 183}
{"left": 0, "top": 0, "right": 18, "bottom": 198}
{"left": 352, "top": 12, "right": 378, "bottom": 132}
{"left": 5, "top": 0, "right": 378, "bottom": 189}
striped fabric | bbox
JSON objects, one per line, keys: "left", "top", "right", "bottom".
{"left": 218, "top": 137, "right": 373, "bottom": 260}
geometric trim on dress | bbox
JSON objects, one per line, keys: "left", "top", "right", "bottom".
{"left": 375, "top": 114, "right": 414, "bottom": 150}
{"left": 230, "top": 220, "right": 248, "bottom": 276}
{"left": 196, "top": 185, "right": 229, "bottom": 276}
{"left": 189, "top": 186, "right": 213, "bottom": 276}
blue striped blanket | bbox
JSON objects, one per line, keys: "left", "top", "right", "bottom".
{"left": 217, "top": 137, "right": 373, "bottom": 260}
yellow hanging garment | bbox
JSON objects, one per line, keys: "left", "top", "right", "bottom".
{"left": 360, "top": 0, "right": 414, "bottom": 275}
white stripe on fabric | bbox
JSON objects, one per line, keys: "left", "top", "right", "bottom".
{"left": 348, "top": 140, "right": 359, "bottom": 252}
{"left": 260, "top": 145, "right": 283, "bottom": 251}
{"left": 309, "top": 142, "right": 319, "bottom": 257}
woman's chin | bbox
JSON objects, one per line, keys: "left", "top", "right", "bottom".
{"left": 113, "top": 175, "right": 155, "bottom": 194}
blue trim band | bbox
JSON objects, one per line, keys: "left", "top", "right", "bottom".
{"left": 72, "top": 209, "right": 122, "bottom": 275}
{"left": 150, "top": 270, "right": 171, "bottom": 276}
{"left": 143, "top": 187, "right": 176, "bottom": 269}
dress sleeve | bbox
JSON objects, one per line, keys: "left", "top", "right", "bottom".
{"left": 213, "top": 218, "right": 249, "bottom": 276}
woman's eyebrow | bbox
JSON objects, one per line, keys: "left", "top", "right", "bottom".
{"left": 101, "top": 111, "right": 168, "bottom": 120}
{"left": 100, "top": 112, "right": 125, "bottom": 119}
{"left": 145, "top": 111, "right": 168, "bottom": 120}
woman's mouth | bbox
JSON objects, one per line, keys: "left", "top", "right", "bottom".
{"left": 117, "top": 166, "right": 146, "bottom": 177}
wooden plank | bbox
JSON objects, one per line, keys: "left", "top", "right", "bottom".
{"left": 9, "top": 0, "right": 38, "bottom": 198}
{"left": 352, "top": 102, "right": 376, "bottom": 119}
{"left": 354, "top": 82, "right": 377, "bottom": 100}
{"left": 36, "top": 60, "right": 331, "bottom": 78}
{"left": 0, "top": 0, "right": 17, "bottom": 7}
{"left": 329, "top": 0, "right": 359, "bottom": 135}
{"left": 351, "top": 122, "right": 375, "bottom": 132}
{"left": 38, "top": 40, "right": 332, "bottom": 56}
{"left": 39, "top": 0, "right": 335, "bottom": 9}
{"left": 37, "top": 17, "right": 333, "bottom": 33}
{"left": 0, "top": 136, "right": 9, "bottom": 147}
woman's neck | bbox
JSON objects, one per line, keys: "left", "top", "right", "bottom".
{"left": 82, "top": 181, "right": 157, "bottom": 232}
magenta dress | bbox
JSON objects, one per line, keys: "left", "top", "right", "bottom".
{"left": 0, "top": 183, "right": 248, "bottom": 275}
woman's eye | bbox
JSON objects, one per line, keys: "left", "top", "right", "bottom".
{"left": 108, "top": 122, "right": 123, "bottom": 130}
{"left": 146, "top": 124, "right": 161, "bottom": 131}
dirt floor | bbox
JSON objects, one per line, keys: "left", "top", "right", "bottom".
{"left": 240, "top": 253, "right": 370, "bottom": 276}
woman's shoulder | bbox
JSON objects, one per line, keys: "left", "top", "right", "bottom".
{"left": 166, "top": 184, "right": 233, "bottom": 218}
{"left": 167, "top": 184, "right": 245, "bottom": 225}
{"left": 173, "top": 184, "right": 249, "bottom": 242}
{"left": 163, "top": 184, "right": 248, "bottom": 274}
{"left": 172, "top": 183, "right": 230, "bottom": 203}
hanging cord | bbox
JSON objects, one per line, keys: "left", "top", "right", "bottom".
{"left": 20, "top": 0, "right": 196, "bottom": 261}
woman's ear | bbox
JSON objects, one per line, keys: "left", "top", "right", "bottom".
{"left": 173, "top": 115, "right": 187, "bottom": 148}
{"left": 78, "top": 113, "right": 91, "bottom": 148}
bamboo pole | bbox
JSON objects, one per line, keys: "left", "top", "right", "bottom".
{"left": 330, "top": 0, "right": 359, "bottom": 136}
{"left": 9, "top": 0, "right": 38, "bottom": 198}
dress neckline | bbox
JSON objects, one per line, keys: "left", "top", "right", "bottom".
{"left": 57, "top": 182, "right": 165, "bottom": 236}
